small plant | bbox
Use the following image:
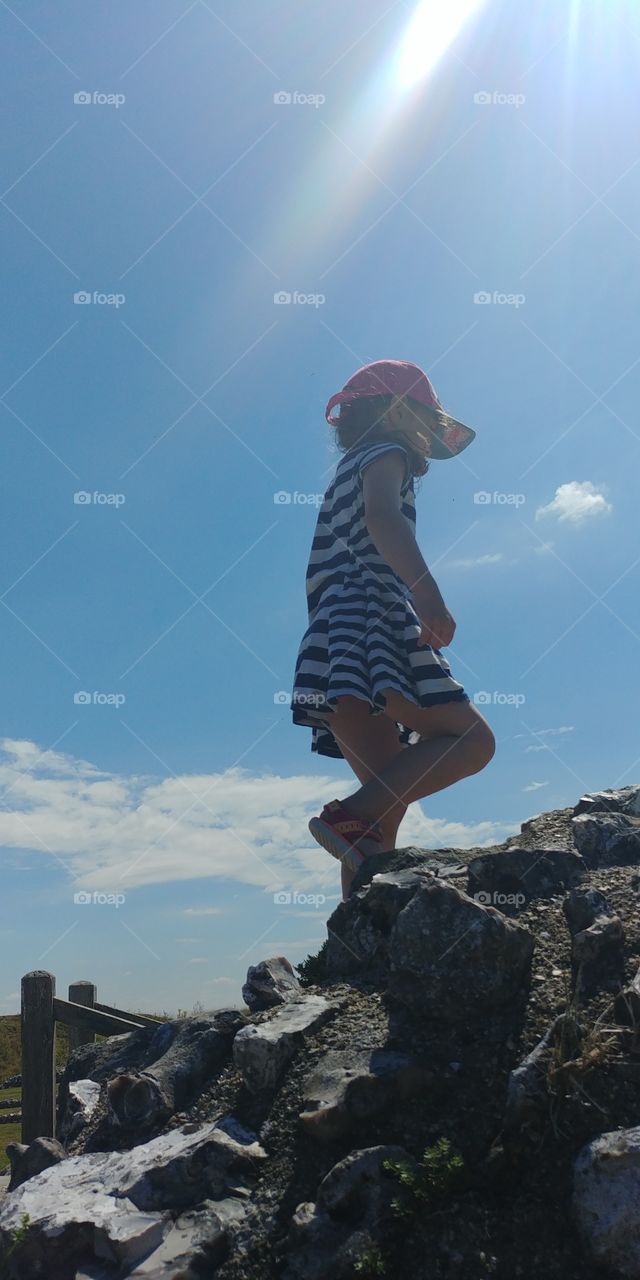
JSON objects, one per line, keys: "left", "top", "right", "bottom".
{"left": 295, "top": 940, "right": 328, "bottom": 987}
{"left": 384, "top": 1137, "right": 464, "bottom": 1218}
{"left": 354, "top": 1243, "right": 387, "bottom": 1276}
{"left": 174, "top": 1001, "right": 205, "bottom": 1020}
{"left": 546, "top": 991, "right": 626, "bottom": 1134}
{"left": 0, "top": 1212, "right": 30, "bottom": 1278}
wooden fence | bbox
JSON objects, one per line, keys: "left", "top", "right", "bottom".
{"left": 20, "top": 970, "right": 162, "bottom": 1144}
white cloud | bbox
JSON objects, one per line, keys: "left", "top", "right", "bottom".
{"left": 0, "top": 738, "right": 516, "bottom": 896}
{"left": 515, "top": 727, "right": 574, "bottom": 740}
{"left": 183, "top": 907, "right": 224, "bottom": 917}
{"left": 535, "top": 481, "right": 612, "bottom": 525}
{"left": 445, "top": 553, "right": 504, "bottom": 570}
{"left": 523, "top": 781, "right": 549, "bottom": 792}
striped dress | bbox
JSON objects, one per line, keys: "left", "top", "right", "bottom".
{"left": 291, "top": 440, "right": 470, "bottom": 759}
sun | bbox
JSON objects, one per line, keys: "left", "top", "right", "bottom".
{"left": 392, "top": 0, "right": 488, "bottom": 90}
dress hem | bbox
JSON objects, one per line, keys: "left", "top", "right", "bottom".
{"left": 292, "top": 684, "right": 471, "bottom": 760}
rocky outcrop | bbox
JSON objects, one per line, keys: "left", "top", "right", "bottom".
{"left": 241, "top": 956, "right": 301, "bottom": 1011}
{"left": 327, "top": 871, "right": 534, "bottom": 1019}
{"left": 563, "top": 887, "right": 625, "bottom": 997}
{"left": 573, "top": 785, "right": 640, "bottom": 817}
{"left": 2, "top": 784, "right": 640, "bottom": 1280}
{"left": 283, "top": 1146, "right": 416, "bottom": 1280}
{"left": 572, "top": 812, "right": 640, "bottom": 868}
{"left": 0, "top": 1121, "right": 266, "bottom": 1277}
{"left": 467, "top": 845, "right": 585, "bottom": 912}
{"left": 233, "top": 995, "right": 336, "bottom": 1093}
{"left": 574, "top": 1125, "right": 640, "bottom": 1276}
{"left": 299, "top": 1048, "right": 432, "bottom": 1143}
{"left": 6, "top": 1136, "right": 66, "bottom": 1191}
{"left": 57, "top": 1009, "right": 246, "bottom": 1142}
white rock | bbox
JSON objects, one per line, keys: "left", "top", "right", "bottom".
{"left": 574, "top": 1125, "right": 640, "bottom": 1276}
{"left": 0, "top": 1121, "right": 266, "bottom": 1275}
{"left": 233, "top": 995, "right": 335, "bottom": 1092}
{"left": 129, "top": 1197, "right": 248, "bottom": 1276}
{"left": 60, "top": 1078, "right": 103, "bottom": 1144}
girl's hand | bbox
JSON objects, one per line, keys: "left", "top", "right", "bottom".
{"left": 412, "top": 581, "right": 456, "bottom": 648}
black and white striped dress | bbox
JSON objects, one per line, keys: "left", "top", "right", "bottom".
{"left": 291, "top": 440, "right": 470, "bottom": 759}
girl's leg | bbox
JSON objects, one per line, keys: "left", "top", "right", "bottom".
{"left": 330, "top": 689, "right": 496, "bottom": 838}
{"left": 317, "top": 696, "right": 409, "bottom": 898}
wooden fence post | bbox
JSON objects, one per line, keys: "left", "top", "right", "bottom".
{"left": 21, "top": 970, "right": 56, "bottom": 1143}
{"left": 68, "top": 980, "right": 97, "bottom": 1053}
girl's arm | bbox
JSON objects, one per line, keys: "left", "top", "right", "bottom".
{"left": 362, "top": 451, "right": 456, "bottom": 648}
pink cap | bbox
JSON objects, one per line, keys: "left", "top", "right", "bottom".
{"left": 325, "top": 358, "right": 476, "bottom": 460}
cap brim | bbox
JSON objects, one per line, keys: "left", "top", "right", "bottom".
{"left": 427, "top": 416, "right": 476, "bottom": 460}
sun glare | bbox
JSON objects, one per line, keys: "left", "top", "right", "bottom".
{"left": 393, "top": 0, "right": 488, "bottom": 90}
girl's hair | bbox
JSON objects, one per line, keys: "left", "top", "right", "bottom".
{"left": 334, "top": 393, "right": 446, "bottom": 478}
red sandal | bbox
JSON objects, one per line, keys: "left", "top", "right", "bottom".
{"left": 308, "top": 799, "right": 383, "bottom": 872}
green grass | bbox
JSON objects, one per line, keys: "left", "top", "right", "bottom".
{"left": 0, "top": 1084, "right": 22, "bottom": 1173}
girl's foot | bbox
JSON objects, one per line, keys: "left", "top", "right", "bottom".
{"left": 308, "top": 799, "right": 383, "bottom": 873}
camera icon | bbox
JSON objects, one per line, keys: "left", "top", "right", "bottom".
{"left": 473, "top": 491, "right": 492, "bottom": 504}
{"left": 74, "top": 91, "right": 92, "bottom": 105}
{"left": 473, "top": 691, "right": 492, "bottom": 705}
{"left": 473, "top": 291, "right": 492, "bottom": 305}
{"left": 474, "top": 891, "right": 492, "bottom": 905}
{"left": 74, "top": 490, "right": 92, "bottom": 504}
{"left": 273, "top": 291, "right": 292, "bottom": 305}
{"left": 273, "top": 890, "right": 292, "bottom": 904}
{"left": 73, "top": 890, "right": 92, "bottom": 904}
{"left": 273, "top": 690, "right": 291, "bottom": 705}
{"left": 273, "top": 490, "right": 292, "bottom": 505}
{"left": 273, "top": 91, "right": 292, "bottom": 105}
{"left": 473, "top": 91, "right": 492, "bottom": 105}
{"left": 74, "top": 291, "right": 92, "bottom": 305}
{"left": 74, "top": 690, "right": 92, "bottom": 704}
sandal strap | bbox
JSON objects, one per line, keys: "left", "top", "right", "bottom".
{"left": 322, "top": 800, "right": 383, "bottom": 844}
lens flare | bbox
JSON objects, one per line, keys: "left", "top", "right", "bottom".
{"left": 392, "top": 0, "right": 488, "bottom": 90}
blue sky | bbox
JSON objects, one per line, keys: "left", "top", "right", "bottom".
{"left": 1, "top": 0, "right": 639, "bottom": 1017}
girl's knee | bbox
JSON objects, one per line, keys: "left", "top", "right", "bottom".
{"left": 466, "top": 721, "right": 496, "bottom": 771}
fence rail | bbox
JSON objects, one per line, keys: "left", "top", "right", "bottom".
{"left": 20, "top": 970, "right": 162, "bottom": 1144}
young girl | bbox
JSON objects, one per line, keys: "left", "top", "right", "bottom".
{"left": 291, "top": 359, "right": 496, "bottom": 900}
